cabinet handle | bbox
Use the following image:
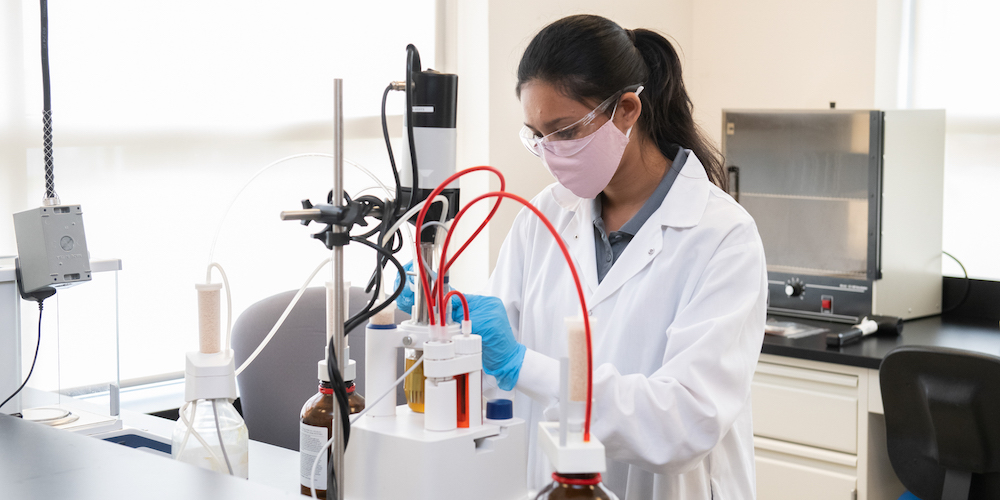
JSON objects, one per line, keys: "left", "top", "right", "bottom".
{"left": 756, "top": 363, "right": 859, "bottom": 388}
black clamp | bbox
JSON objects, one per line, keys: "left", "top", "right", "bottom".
{"left": 298, "top": 198, "right": 371, "bottom": 250}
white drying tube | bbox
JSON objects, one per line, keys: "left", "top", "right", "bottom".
{"left": 565, "top": 316, "right": 591, "bottom": 433}
{"left": 235, "top": 257, "right": 332, "bottom": 376}
{"left": 203, "top": 263, "right": 232, "bottom": 353}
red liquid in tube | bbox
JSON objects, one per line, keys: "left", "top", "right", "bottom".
{"left": 456, "top": 373, "right": 469, "bottom": 428}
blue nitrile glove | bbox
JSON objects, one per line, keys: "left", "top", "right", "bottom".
{"left": 394, "top": 261, "right": 417, "bottom": 315}
{"left": 452, "top": 294, "right": 526, "bottom": 391}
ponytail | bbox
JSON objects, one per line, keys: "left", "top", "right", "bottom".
{"left": 631, "top": 29, "right": 726, "bottom": 190}
{"left": 516, "top": 15, "right": 726, "bottom": 191}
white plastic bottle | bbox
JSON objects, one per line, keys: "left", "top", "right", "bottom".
{"left": 172, "top": 281, "right": 248, "bottom": 478}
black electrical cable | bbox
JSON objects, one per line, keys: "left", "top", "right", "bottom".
{"left": 344, "top": 236, "right": 406, "bottom": 334}
{"left": 404, "top": 45, "right": 420, "bottom": 211}
{"left": 39, "top": 0, "right": 56, "bottom": 201}
{"left": 382, "top": 83, "right": 403, "bottom": 211}
{"left": 325, "top": 343, "right": 351, "bottom": 500}
{"left": 1, "top": 302, "right": 45, "bottom": 412}
{"left": 943, "top": 251, "right": 971, "bottom": 314}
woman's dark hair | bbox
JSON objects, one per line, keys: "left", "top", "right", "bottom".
{"left": 516, "top": 15, "right": 726, "bottom": 190}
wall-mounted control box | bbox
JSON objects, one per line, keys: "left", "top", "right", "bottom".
{"left": 13, "top": 205, "right": 92, "bottom": 295}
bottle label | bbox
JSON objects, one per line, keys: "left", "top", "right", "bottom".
{"left": 300, "top": 423, "right": 330, "bottom": 491}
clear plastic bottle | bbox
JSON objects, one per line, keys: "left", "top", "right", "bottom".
{"left": 534, "top": 473, "right": 619, "bottom": 500}
{"left": 171, "top": 398, "right": 249, "bottom": 479}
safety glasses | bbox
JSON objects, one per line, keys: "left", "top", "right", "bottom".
{"left": 519, "top": 85, "right": 643, "bottom": 157}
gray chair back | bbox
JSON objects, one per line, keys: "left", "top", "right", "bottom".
{"left": 232, "top": 286, "right": 408, "bottom": 450}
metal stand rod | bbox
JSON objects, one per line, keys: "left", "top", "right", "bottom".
{"left": 331, "top": 78, "right": 346, "bottom": 500}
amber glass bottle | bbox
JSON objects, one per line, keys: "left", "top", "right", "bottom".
{"left": 346, "top": 380, "right": 365, "bottom": 414}
{"left": 300, "top": 380, "right": 366, "bottom": 498}
{"left": 534, "top": 473, "right": 619, "bottom": 500}
{"left": 300, "top": 381, "right": 334, "bottom": 499}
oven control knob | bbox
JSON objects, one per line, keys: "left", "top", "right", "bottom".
{"left": 785, "top": 279, "right": 805, "bottom": 298}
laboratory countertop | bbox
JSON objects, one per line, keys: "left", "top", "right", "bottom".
{"left": 761, "top": 314, "right": 1000, "bottom": 369}
{"left": 0, "top": 413, "right": 301, "bottom": 500}
{"left": 14, "top": 388, "right": 301, "bottom": 498}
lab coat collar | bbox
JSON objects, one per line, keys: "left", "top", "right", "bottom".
{"left": 655, "top": 149, "right": 710, "bottom": 229}
{"left": 553, "top": 150, "right": 713, "bottom": 308}
{"left": 559, "top": 199, "right": 600, "bottom": 297}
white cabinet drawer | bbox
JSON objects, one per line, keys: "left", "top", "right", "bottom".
{"left": 756, "top": 455, "right": 857, "bottom": 500}
{"left": 752, "top": 363, "right": 859, "bottom": 454}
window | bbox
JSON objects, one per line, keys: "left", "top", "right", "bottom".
{"left": 3, "top": 0, "right": 437, "bottom": 386}
{"left": 907, "top": 0, "right": 1000, "bottom": 280}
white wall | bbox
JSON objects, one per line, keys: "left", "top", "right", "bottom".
{"left": 458, "top": 0, "right": 910, "bottom": 278}
{"left": 446, "top": 0, "right": 694, "bottom": 277}
{"left": 687, "top": 0, "right": 882, "bottom": 147}
{"left": 0, "top": 0, "right": 27, "bottom": 256}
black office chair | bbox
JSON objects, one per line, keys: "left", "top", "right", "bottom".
{"left": 231, "top": 286, "right": 409, "bottom": 450}
{"left": 880, "top": 346, "right": 1000, "bottom": 500}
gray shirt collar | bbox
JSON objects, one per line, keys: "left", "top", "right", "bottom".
{"left": 593, "top": 148, "right": 688, "bottom": 236}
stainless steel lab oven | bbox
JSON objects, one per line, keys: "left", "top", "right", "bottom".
{"left": 722, "top": 109, "right": 945, "bottom": 322}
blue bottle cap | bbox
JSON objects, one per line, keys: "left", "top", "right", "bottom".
{"left": 486, "top": 399, "right": 513, "bottom": 420}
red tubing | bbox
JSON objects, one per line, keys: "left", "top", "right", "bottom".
{"left": 440, "top": 191, "right": 594, "bottom": 442}
{"left": 413, "top": 166, "right": 505, "bottom": 325}
{"left": 444, "top": 290, "right": 470, "bottom": 321}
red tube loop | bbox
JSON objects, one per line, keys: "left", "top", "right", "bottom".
{"left": 413, "top": 166, "right": 505, "bottom": 325}
{"left": 439, "top": 191, "right": 594, "bottom": 441}
{"left": 444, "top": 290, "right": 470, "bottom": 321}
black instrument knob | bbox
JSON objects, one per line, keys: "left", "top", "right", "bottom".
{"left": 785, "top": 279, "right": 805, "bottom": 298}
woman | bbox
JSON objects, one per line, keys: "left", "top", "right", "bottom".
{"left": 469, "top": 14, "right": 767, "bottom": 499}
{"left": 397, "top": 14, "right": 766, "bottom": 499}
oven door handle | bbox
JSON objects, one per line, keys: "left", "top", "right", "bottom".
{"left": 727, "top": 165, "right": 740, "bottom": 203}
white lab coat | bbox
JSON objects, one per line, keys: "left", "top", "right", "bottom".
{"left": 484, "top": 151, "right": 767, "bottom": 499}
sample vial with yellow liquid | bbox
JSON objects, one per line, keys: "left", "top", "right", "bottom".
{"left": 404, "top": 348, "right": 425, "bottom": 412}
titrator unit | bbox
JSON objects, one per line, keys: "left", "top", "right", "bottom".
{"left": 277, "top": 44, "right": 530, "bottom": 499}
{"left": 722, "top": 109, "right": 945, "bottom": 322}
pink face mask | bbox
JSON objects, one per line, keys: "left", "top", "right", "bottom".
{"left": 539, "top": 113, "right": 632, "bottom": 199}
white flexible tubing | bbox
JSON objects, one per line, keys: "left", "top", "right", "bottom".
{"left": 310, "top": 355, "right": 425, "bottom": 500}
{"left": 350, "top": 355, "right": 423, "bottom": 424}
{"left": 380, "top": 196, "right": 449, "bottom": 294}
{"left": 379, "top": 195, "right": 449, "bottom": 247}
{"left": 234, "top": 257, "right": 332, "bottom": 376}
{"left": 177, "top": 400, "right": 226, "bottom": 471}
{"left": 207, "top": 153, "right": 394, "bottom": 265}
{"left": 212, "top": 399, "right": 235, "bottom": 475}
{"left": 206, "top": 263, "right": 233, "bottom": 353}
